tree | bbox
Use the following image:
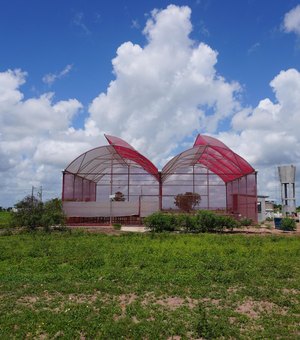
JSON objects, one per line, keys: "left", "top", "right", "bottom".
{"left": 12, "top": 195, "right": 43, "bottom": 230}
{"left": 11, "top": 196, "right": 66, "bottom": 231}
{"left": 274, "top": 203, "right": 282, "bottom": 212}
{"left": 113, "top": 191, "right": 126, "bottom": 202}
{"left": 174, "top": 192, "right": 201, "bottom": 212}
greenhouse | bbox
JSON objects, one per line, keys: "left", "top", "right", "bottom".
{"left": 62, "top": 134, "right": 257, "bottom": 224}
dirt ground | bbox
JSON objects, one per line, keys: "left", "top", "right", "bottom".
{"left": 67, "top": 223, "right": 300, "bottom": 236}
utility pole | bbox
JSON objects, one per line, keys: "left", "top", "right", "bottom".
{"left": 38, "top": 186, "right": 43, "bottom": 202}
{"left": 31, "top": 186, "right": 35, "bottom": 204}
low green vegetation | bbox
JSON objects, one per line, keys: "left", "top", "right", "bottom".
{"left": 144, "top": 211, "right": 242, "bottom": 233}
{"left": 239, "top": 217, "right": 253, "bottom": 227}
{"left": 281, "top": 217, "right": 297, "bottom": 231}
{"left": 113, "top": 223, "right": 122, "bottom": 230}
{"left": 0, "top": 211, "right": 12, "bottom": 228}
{"left": 0, "top": 232, "right": 299, "bottom": 338}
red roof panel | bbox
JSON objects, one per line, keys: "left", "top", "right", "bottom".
{"left": 105, "top": 134, "right": 159, "bottom": 180}
{"left": 193, "top": 134, "right": 255, "bottom": 181}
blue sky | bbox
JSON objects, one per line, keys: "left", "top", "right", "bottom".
{"left": 1, "top": 0, "right": 300, "bottom": 206}
{"left": 2, "top": 0, "right": 299, "bottom": 112}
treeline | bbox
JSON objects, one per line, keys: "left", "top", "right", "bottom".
{"left": 0, "top": 207, "right": 13, "bottom": 212}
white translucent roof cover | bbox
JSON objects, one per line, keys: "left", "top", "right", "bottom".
{"left": 161, "top": 145, "right": 206, "bottom": 182}
{"left": 64, "top": 143, "right": 159, "bottom": 182}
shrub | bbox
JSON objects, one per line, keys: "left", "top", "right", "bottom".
{"left": 11, "top": 196, "right": 66, "bottom": 232}
{"left": 240, "top": 217, "right": 252, "bottom": 226}
{"left": 12, "top": 196, "right": 43, "bottom": 231}
{"left": 195, "top": 210, "right": 221, "bottom": 232}
{"left": 145, "top": 211, "right": 241, "bottom": 233}
{"left": 112, "top": 191, "right": 125, "bottom": 202}
{"left": 281, "top": 217, "right": 296, "bottom": 231}
{"left": 41, "top": 198, "right": 66, "bottom": 232}
{"left": 113, "top": 223, "right": 122, "bottom": 230}
{"left": 144, "top": 212, "right": 176, "bottom": 232}
{"left": 174, "top": 192, "right": 201, "bottom": 212}
{"left": 175, "top": 213, "right": 196, "bottom": 232}
{"left": 218, "top": 215, "right": 240, "bottom": 231}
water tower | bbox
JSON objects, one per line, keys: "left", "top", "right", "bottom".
{"left": 278, "top": 165, "right": 296, "bottom": 215}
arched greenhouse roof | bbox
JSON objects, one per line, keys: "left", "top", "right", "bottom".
{"left": 162, "top": 134, "right": 255, "bottom": 183}
{"left": 64, "top": 134, "right": 255, "bottom": 184}
{"left": 64, "top": 135, "right": 159, "bottom": 182}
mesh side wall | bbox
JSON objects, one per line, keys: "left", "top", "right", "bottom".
{"left": 74, "top": 176, "right": 83, "bottom": 200}
{"left": 63, "top": 173, "right": 75, "bottom": 200}
{"left": 226, "top": 173, "right": 257, "bottom": 222}
{"left": 62, "top": 173, "right": 96, "bottom": 202}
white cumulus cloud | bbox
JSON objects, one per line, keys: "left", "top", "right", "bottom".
{"left": 0, "top": 69, "right": 88, "bottom": 205}
{"left": 217, "top": 68, "right": 300, "bottom": 199}
{"left": 283, "top": 4, "right": 300, "bottom": 36}
{"left": 87, "top": 4, "right": 240, "bottom": 165}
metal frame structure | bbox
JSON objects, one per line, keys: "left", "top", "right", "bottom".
{"left": 62, "top": 134, "right": 257, "bottom": 223}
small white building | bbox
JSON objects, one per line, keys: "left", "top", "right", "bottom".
{"left": 257, "top": 196, "right": 275, "bottom": 222}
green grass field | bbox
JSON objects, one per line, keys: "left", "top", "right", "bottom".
{"left": 0, "top": 211, "right": 12, "bottom": 228}
{"left": 0, "top": 231, "right": 299, "bottom": 339}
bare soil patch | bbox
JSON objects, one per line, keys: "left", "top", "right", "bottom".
{"left": 235, "top": 299, "right": 287, "bottom": 319}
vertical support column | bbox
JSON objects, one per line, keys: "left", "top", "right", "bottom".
{"left": 254, "top": 172, "right": 258, "bottom": 222}
{"left": 207, "top": 168, "right": 210, "bottom": 210}
{"left": 159, "top": 171, "right": 162, "bottom": 211}
{"left": 127, "top": 165, "right": 130, "bottom": 201}
{"left": 62, "top": 171, "right": 65, "bottom": 201}
{"left": 90, "top": 180, "right": 92, "bottom": 201}
{"left": 238, "top": 178, "right": 240, "bottom": 216}
{"left": 110, "top": 158, "right": 113, "bottom": 226}
{"left": 192, "top": 165, "right": 195, "bottom": 194}
{"left": 110, "top": 158, "right": 113, "bottom": 196}
{"left": 284, "top": 184, "right": 288, "bottom": 206}
{"left": 73, "top": 174, "right": 75, "bottom": 201}
{"left": 139, "top": 186, "right": 143, "bottom": 218}
{"left": 245, "top": 175, "right": 248, "bottom": 218}
{"left": 293, "top": 182, "right": 295, "bottom": 199}
{"left": 225, "top": 182, "right": 228, "bottom": 213}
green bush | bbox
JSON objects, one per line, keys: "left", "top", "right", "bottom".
{"left": 281, "top": 217, "right": 296, "bottom": 231}
{"left": 195, "top": 210, "right": 221, "bottom": 232}
{"left": 11, "top": 196, "right": 66, "bottom": 232}
{"left": 240, "top": 217, "right": 253, "bottom": 226}
{"left": 175, "top": 213, "right": 196, "bottom": 232}
{"left": 144, "top": 211, "right": 241, "bottom": 233}
{"left": 218, "top": 215, "right": 240, "bottom": 231}
{"left": 144, "top": 212, "right": 176, "bottom": 232}
{"left": 113, "top": 223, "right": 122, "bottom": 230}
{"left": 12, "top": 196, "right": 44, "bottom": 230}
{"left": 41, "top": 198, "right": 66, "bottom": 232}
